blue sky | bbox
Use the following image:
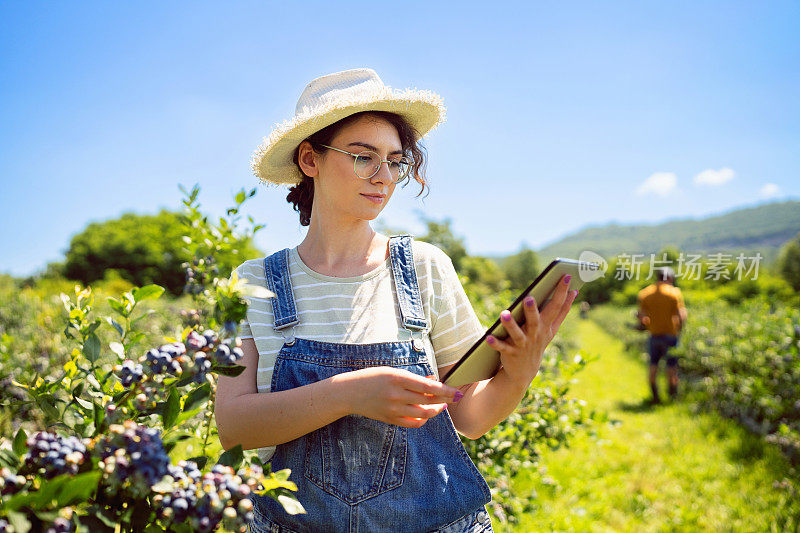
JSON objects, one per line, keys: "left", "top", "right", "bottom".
{"left": 2, "top": 1, "right": 798, "bottom": 277}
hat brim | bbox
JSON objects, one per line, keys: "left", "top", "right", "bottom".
{"left": 250, "top": 88, "right": 446, "bottom": 186}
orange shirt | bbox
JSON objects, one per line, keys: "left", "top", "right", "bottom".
{"left": 637, "top": 283, "right": 685, "bottom": 336}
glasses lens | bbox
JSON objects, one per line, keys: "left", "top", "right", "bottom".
{"left": 391, "top": 157, "right": 413, "bottom": 183}
{"left": 354, "top": 151, "right": 381, "bottom": 179}
{"left": 353, "top": 151, "right": 414, "bottom": 183}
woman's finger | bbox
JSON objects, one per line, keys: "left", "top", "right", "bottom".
{"left": 400, "top": 371, "right": 460, "bottom": 400}
{"left": 522, "top": 296, "right": 540, "bottom": 330}
{"left": 486, "top": 334, "right": 510, "bottom": 353}
{"left": 398, "top": 388, "right": 452, "bottom": 406}
{"left": 397, "top": 402, "right": 447, "bottom": 420}
{"left": 550, "top": 289, "right": 578, "bottom": 333}
{"left": 540, "top": 274, "right": 572, "bottom": 324}
{"left": 499, "top": 310, "right": 526, "bottom": 345}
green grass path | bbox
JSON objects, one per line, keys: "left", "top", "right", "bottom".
{"left": 507, "top": 318, "right": 793, "bottom": 532}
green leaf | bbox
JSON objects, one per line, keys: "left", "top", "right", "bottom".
{"left": 104, "top": 316, "right": 124, "bottom": 336}
{"left": 83, "top": 332, "right": 101, "bottom": 363}
{"left": 235, "top": 190, "right": 246, "bottom": 204}
{"left": 55, "top": 470, "right": 101, "bottom": 506}
{"left": 132, "top": 284, "right": 165, "bottom": 302}
{"left": 12, "top": 427, "right": 27, "bottom": 456}
{"left": 213, "top": 364, "right": 246, "bottom": 377}
{"left": 0, "top": 447, "right": 21, "bottom": 469}
{"left": 217, "top": 444, "right": 244, "bottom": 470}
{"left": 27, "top": 473, "right": 71, "bottom": 509}
{"left": 6, "top": 510, "right": 31, "bottom": 533}
{"left": 76, "top": 514, "right": 116, "bottom": 533}
{"left": 187, "top": 455, "right": 208, "bottom": 470}
{"left": 162, "top": 388, "right": 180, "bottom": 430}
{"left": 183, "top": 382, "right": 211, "bottom": 412}
{"left": 39, "top": 395, "right": 60, "bottom": 420}
{"left": 173, "top": 406, "right": 203, "bottom": 426}
{"left": 106, "top": 297, "right": 126, "bottom": 317}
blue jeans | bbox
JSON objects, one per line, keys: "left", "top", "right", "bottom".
{"left": 249, "top": 235, "right": 492, "bottom": 532}
{"left": 648, "top": 334, "right": 679, "bottom": 368}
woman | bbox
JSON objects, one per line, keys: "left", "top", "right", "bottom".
{"left": 215, "top": 68, "right": 578, "bottom": 532}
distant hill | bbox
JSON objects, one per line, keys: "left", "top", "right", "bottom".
{"left": 533, "top": 200, "right": 800, "bottom": 266}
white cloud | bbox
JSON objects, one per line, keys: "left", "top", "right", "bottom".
{"left": 636, "top": 172, "right": 677, "bottom": 196}
{"left": 759, "top": 183, "right": 781, "bottom": 199}
{"left": 694, "top": 167, "right": 735, "bottom": 186}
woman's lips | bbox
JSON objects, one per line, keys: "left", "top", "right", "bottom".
{"left": 360, "top": 194, "right": 384, "bottom": 204}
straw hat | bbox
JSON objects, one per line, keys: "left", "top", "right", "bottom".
{"left": 250, "top": 68, "right": 446, "bottom": 186}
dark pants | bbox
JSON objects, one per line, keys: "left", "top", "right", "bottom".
{"left": 648, "top": 334, "right": 679, "bottom": 367}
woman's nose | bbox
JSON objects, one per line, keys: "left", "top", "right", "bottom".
{"left": 370, "top": 161, "right": 393, "bottom": 184}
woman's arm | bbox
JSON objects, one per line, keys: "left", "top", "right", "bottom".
{"left": 214, "top": 338, "right": 349, "bottom": 450}
{"left": 435, "top": 365, "right": 528, "bottom": 440}
{"left": 440, "top": 275, "right": 578, "bottom": 440}
{"left": 215, "top": 338, "right": 460, "bottom": 451}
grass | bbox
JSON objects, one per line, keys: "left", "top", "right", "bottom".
{"left": 501, "top": 317, "right": 796, "bottom": 533}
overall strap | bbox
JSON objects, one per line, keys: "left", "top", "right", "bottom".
{"left": 263, "top": 249, "right": 299, "bottom": 336}
{"left": 388, "top": 235, "right": 428, "bottom": 332}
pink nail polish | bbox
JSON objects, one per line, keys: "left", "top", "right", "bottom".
{"left": 564, "top": 275, "right": 572, "bottom": 285}
{"left": 453, "top": 391, "right": 464, "bottom": 402}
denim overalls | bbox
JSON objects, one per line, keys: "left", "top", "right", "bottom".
{"left": 248, "top": 235, "right": 493, "bottom": 533}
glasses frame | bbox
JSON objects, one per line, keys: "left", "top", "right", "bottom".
{"left": 316, "top": 143, "right": 414, "bottom": 184}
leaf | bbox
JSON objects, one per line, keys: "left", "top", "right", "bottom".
{"left": 173, "top": 406, "right": 203, "bottom": 426}
{"left": 277, "top": 494, "right": 306, "bottom": 515}
{"left": 184, "top": 382, "right": 211, "bottom": 412}
{"left": 31, "top": 473, "right": 71, "bottom": 508}
{"left": 213, "top": 364, "right": 246, "bottom": 377}
{"left": 63, "top": 358, "right": 78, "bottom": 379}
{"left": 187, "top": 455, "right": 208, "bottom": 470}
{"left": 235, "top": 190, "right": 246, "bottom": 204}
{"left": 6, "top": 511, "right": 31, "bottom": 533}
{"left": 106, "top": 297, "right": 126, "bottom": 317}
{"left": 39, "top": 395, "right": 60, "bottom": 420}
{"left": 55, "top": 470, "right": 101, "bottom": 506}
{"left": 109, "top": 342, "right": 125, "bottom": 358}
{"left": 83, "top": 332, "right": 101, "bottom": 363}
{"left": 162, "top": 388, "right": 180, "bottom": 430}
{"left": 12, "top": 427, "right": 27, "bottom": 456}
{"left": 0, "top": 447, "right": 21, "bottom": 469}
{"left": 238, "top": 283, "right": 275, "bottom": 299}
{"left": 132, "top": 284, "right": 165, "bottom": 302}
{"left": 217, "top": 444, "right": 244, "bottom": 470}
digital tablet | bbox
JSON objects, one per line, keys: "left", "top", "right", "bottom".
{"left": 440, "top": 258, "right": 602, "bottom": 387}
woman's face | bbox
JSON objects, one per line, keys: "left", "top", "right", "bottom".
{"left": 305, "top": 114, "right": 402, "bottom": 224}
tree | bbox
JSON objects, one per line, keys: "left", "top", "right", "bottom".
{"left": 777, "top": 232, "right": 800, "bottom": 291}
{"left": 417, "top": 215, "right": 468, "bottom": 271}
{"left": 63, "top": 209, "right": 262, "bottom": 296}
{"left": 502, "top": 246, "right": 540, "bottom": 293}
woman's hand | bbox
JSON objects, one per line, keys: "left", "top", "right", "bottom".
{"left": 486, "top": 274, "right": 579, "bottom": 386}
{"left": 342, "top": 366, "right": 461, "bottom": 428}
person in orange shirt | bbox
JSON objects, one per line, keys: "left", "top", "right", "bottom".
{"left": 637, "top": 267, "right": 687, "bottom": 403}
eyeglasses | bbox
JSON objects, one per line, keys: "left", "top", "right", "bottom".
{"left": 317, "top": 144, "right": 414, "bottom": 184}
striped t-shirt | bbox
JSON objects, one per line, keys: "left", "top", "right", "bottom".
{"left": 229, "top": 239, "right": 485, "bottom": 463}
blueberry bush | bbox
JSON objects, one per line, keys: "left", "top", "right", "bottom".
{"left": 461, "top": 281, "right": 601, "bottom": 525}
{"left": 0, "top": 185, "right": 301, "bottom": 533}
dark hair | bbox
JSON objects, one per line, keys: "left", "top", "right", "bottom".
{"left": 286, "top": 111, "right": 429, "bottom": 226}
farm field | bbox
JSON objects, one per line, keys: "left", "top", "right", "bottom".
{"left": 505, "top": 317, "right": 796, "bottom": 533}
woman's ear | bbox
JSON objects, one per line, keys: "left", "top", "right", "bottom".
{"left": 297, "top": 141, "right": 320, "bottom": 178}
